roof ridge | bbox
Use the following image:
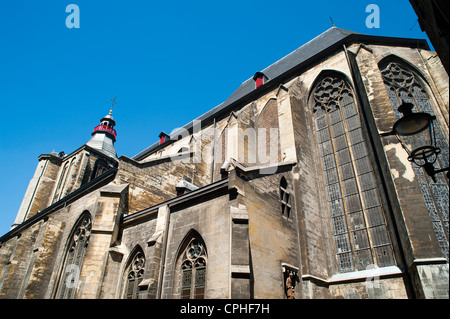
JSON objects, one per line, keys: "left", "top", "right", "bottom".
{"left": 261, "top": 27, "right": 356, "bottom": 75}
{"left": 132, "top": 28, "right": 427, "bottom": 160}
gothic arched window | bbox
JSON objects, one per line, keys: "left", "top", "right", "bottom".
{"left": 92, "top": 159, "right": 110, "bottom": 180}
{"left": 124, "top": 248, "right": 146, "bottom": 299}
{"left": 180, "top": 237, "right": 207, "bottom": 299}
{"left": 312, "top": 74, "right": 396, "bottom": 273}
{"left": 380, "top": 60, "right": 449, "bottom": 260}
{"left": 55, "top": 212, "right": 92, "bottom": 299}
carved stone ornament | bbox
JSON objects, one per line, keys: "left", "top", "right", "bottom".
{"left": 69, "top": 214, "right": 91, "bottom": 252}
{"left": 313, "top": 77, "right": 353, "bottom": 113}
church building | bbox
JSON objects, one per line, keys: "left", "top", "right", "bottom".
{"left": 0, "top": 27, "right": 448, "bottom": 299}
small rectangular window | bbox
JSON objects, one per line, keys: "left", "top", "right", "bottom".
{"left": 280, "top": 178, "right": 292, "bottom": 218}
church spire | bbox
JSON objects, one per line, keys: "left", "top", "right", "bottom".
{"left": 86, "top": 97, "right": 119, "bottom": 160}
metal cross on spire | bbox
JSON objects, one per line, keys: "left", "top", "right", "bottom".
{"left": 109, "top": 96, "right": 118, "bottom": 114}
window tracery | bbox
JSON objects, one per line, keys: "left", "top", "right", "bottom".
{"left": 125, "top": 250, "right": 146, "bottom": 299}
{"left": 180, "top": 237, "right": 207, "bottom": 299}
{"left": 312, "top": 75, "right": 396, "bottom": 273}
{"left": 380, "top": 61, "right": 449, "bottom": 260}
{"left": 56, "top": 212, "right": 91, "bottom": 299}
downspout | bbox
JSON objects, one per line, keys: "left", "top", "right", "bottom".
{"left": 211, "top": 117, "right": 217, "bottom": 183}
{"left": 343, "top": 44, "right": 416, "bottom": 299}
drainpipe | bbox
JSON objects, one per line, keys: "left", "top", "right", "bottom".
{"left": 211, "top": 117, "right": 217, "bottom": 184}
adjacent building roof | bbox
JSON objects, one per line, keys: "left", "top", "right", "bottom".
{"left": 132, "top": 27, "right": 429, "bottom": 161}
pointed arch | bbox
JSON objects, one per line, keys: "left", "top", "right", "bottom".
{"left": 174, "top": 229, "right": 208, "bottom": 299}
{"left": 54, "top": 211, "right": 92, "bottom": 299}
{"left": 258, "top": 98, "right": 278, "bottom": 117}
{"left": 309, "top": 72, "right": 396, "bottom": 273}
{"left": 307, "top": 69, "right": 355, "bottom": 104}
{"left": 280, "top": 176, "right": 288, "bottom": 189}
{"left": 378, "top": 57, "right": 449, "bottom": 261}
{"left": 91, "top": 158, "right": 110, "bottom": 180}
{"left": 122, "top": 245, "right": 146, "bottom": 299}
{"left": 378, "top": 54, "right": 432, "bottom": 88}
{"left": 256, "top": 98, "right": 281, "bottom": 164}
{"left": 175, "top": 229, "right": 206, "bottom": 258}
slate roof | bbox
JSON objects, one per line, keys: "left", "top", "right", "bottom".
{"left": 132, "top": 27, "right": 429, "bottom": 161}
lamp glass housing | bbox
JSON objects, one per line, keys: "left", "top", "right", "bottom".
{"left": 393, "top": 111, "right": 438, "bottom": 165}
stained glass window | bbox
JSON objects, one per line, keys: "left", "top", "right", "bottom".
{"left": 180, "top": 237, "right": 207, "bottom": 299}
{"left": 380, "top": 61, "right": 449, "bottom": 261}
{"left": 312, "top": 75, "right": 396, "bottom": 273}
{"left": 125, "top": 249, "right": 145, "bottom": 299}
{"left": 56, "top": 212, "right": 91, "bottom": 299}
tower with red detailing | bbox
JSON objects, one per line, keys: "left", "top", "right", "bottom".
{"left": 86, "top": 98, "right": 118, "bottom": 159}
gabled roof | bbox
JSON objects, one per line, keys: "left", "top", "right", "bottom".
{"left": 132, "top": 27, "right": 429, "bottom": 161}
{"left": 221, "top": 27, "right": 359, "bottom": 107}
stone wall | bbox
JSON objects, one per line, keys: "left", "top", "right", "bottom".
{"left": 350, "top": 44, "right": 449, "bottom": 298}
{"left": 0, "top": 171, "right": 120, "bottom": 298}
{"left": 116, "top": 136, "right": 215, "bottom": 214}
{"left": 235, "top": 165, "right": 299, "bottom": 299}
{"left": 1, "top": 40, "right": 448, "bottom": 300}
{"left": 14, "top": 147, "right": 117, "bottom": 227}
{"left": 162, "top": 188, "right": 231, "bottom": 299}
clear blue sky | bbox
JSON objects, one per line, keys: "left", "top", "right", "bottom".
{"left": 0, "top": 0, "right": 432, "bottom": 236}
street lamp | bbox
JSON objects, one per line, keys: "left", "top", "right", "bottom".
{"left": 381, "top": 101, "right": 449, "bottom": 182}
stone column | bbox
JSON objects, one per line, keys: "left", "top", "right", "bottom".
{"left": 230, "top": 204, "right": 251, "bottom": 299}
{"left": 146, "top": 205, "right": 170, "bottom": 299}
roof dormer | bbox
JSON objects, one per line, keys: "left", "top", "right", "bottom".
{"left": 159, "top": 132, "right": 170, "bottom": 145}
{"left": 253, "top": 72, "right": 268, "bottom": 88}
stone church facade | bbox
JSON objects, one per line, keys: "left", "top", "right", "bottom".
{"left": 0, "top": 27, "right": 448, "bottom": 299}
